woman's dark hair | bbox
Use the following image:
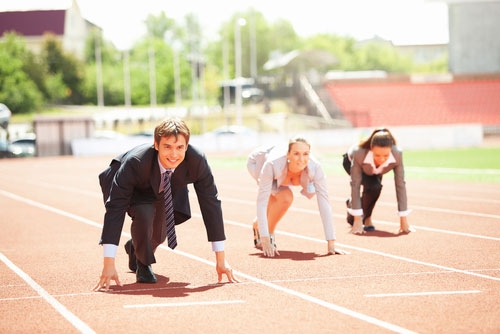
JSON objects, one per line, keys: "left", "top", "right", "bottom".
{"left": 359, "top": 128, "right": 396, "bottom": 149}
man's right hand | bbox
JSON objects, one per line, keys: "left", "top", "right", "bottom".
{"left": 92, "top": 257, "right": 122, "bottom": 291}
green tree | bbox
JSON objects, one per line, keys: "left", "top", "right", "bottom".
{"left": 302, "top": 34, "right": 357, "bottom": 70}
{"left": 0, "top": 33, "right": 43, "bottom": 113}
{"left": 41, "top": 33, "right": 85, "bottom": 104}
{"left": 84, "top": 28, "right": 120, "bottom": 65}
{"left": 208, "top": 9, "right": 292, "bottom": 80}
{"left": 82, "top": 62, "right": 125, "bottom": 106}
{"left": 145, "top": 11, "right": 176, "bottom": 39}
{"left": 352, "top": 41, "right": 413, "bottom": 72}
{"left": 413, "top": 54, "right": 448, "bottom": 73}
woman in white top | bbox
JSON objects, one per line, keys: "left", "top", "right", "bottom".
{"left": 247, "top": 136, "right": 348, "bottom": 257}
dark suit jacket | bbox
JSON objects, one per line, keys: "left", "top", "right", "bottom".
{"left": 98, "top": 143, "right": 225, "bottom": 246}
{"left": 349, "top": 145, "right": 408, "bottom": 212}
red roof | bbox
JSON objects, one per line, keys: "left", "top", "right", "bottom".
{"left": 325, "top": 79, "right": 500, "bottom": 127}
{"left": 0, "top": 10, "right": 66, "bottom": 37}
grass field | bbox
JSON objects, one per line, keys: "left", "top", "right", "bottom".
{"left": 402, "top": 147, "right": 500, "bottom": 183}
{"left": 207, "top": 147, "right": 500, "bottom": 183}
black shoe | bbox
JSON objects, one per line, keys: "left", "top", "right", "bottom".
{"left": 124, "top": 239, "right": 137, "bottom": 272}
{"left": 346, "top": 199, "right": 354, "bottom": 226}
{"left": 136, "top": 260, "right": 157, "bottom": 283}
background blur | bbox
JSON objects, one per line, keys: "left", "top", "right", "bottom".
{"left": 0, "top": 0, "right": 499, "bottom": 157}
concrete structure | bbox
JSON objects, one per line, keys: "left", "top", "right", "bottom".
{"left": 34, "top": 115, "right": 94, "bottom": 156}
{"left": 446, "top": 0, "right": 500, "bottom": 74}
{"left": 0, "top": 0, "right": 99, "bottom": 59}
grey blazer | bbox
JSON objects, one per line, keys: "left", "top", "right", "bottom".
{"left": 349, "top": 145, "right": 408, "bottom": 213}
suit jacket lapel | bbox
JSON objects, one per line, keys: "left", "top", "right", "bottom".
{"left": 150, "top": 152, "right": 162, "bottom": 196}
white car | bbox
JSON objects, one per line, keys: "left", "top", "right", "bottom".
{"left": 0, "top": 103, "right": 11, "bottom": 130}
{"left": 9, "top": 136, "right": 36, "bottom": 157}
{"left": 189, "top": 125, "right": 260, "bottom": 152}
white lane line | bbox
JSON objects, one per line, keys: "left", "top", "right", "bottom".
{"left": 221, "top": 196, "right": 500, "bottom": 221}
{"left": 0, "top": 284, "right": 241, "bottom": 301}
{"left": 221, "top": 184, "right": 500, "bottom": 205}
{"left": 3, "top": 188, "right": 499, "bottom": 282}
{"left": 4, "top": 183, "right": 498, "bottom": 283}
{"left": 0, "top": 190, "right": 103, "bottom": 229}
{"left": 405, "top": 205, "right": 500, "bottom": 220}
{"left": 406, "top": 166, "right": 500, "bottom": 175}
{"left": 161, "top": 245, "right": 417, "bottom": 334}
{"left": 220, "top": 197, "right": 500, "bottom": 241}
{"left": 366, "top": 220, "right": 500, "bottom": 242}
{"left": 0, "top": 284, "right": 25, "bottom": 288}
{"left": 406, "top": 193, "right": 500, "bottom": 205}
{"left": 1, "top": 190, "right": 415, "bottom": 334}
{"left": 0, "top": 253, "right": 95, "bottom": 334}
{"left": 224, "top": 219, "right": 500, "bottom": 282}
{"left": 124, "top": 300, "right": 245, "bottom": 308}
{"left": 365, "top": 290, "right": 481, "bottom": 298}
{"left": 354, "top": 200, "right": 500, "bottom": 220}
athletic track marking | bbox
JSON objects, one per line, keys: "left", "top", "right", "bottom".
{"left": 2, "top": 188, "right": 499, "bottom": 333}
{"left": 0, "top": 253, "right": 96, "bottom": 334}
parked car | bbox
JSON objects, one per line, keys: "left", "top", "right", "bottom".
{"left": 218, "top": 78, "right": 265, "bottom": 105}
{"left": 209, "top": 125, "right": 257, "bottom": 136}
{"left": 0, "top": 138, "right": 14, "bottom": 158}
{"left": 189, "top": 125, "right": 259, "bottom": 152}
{"left": 0, "top": 103, "right": 11, "bottom": 130}
{"left": 9, "top": 136, "right": 36, "bottom": 157}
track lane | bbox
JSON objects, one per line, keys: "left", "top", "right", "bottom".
{"left": 1, "top": 155, "right": 499, "bottom": 333}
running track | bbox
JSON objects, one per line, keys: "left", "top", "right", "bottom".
{"left": 1, "top": 153, "right": 499, "bottom": 333}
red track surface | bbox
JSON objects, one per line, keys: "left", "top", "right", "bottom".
{"left": 1, "top": 153, "right": 499, "bottom": 333}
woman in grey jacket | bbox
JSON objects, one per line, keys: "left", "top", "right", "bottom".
{"left": 343, "top": 128, "right": 413, "bottom": 234}
{"left": 247, "top": 137, "right": 348, "bottom": 257}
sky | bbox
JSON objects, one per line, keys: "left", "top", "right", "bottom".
{"left": 4, "top": 0, "right": 450, "bottom": 50}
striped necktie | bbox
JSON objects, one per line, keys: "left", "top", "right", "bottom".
{"left": 163, "top": 170, "right": 177, "bottom": 249}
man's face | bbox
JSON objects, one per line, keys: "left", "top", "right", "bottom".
{"left": 154, "top": 135, "right": 187, "bottom": 169}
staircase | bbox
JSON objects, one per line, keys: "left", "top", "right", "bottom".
{"left": 295, "top": 75, "right": 351, "bottom": 128}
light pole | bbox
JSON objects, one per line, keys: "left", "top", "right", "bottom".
{"left": 148, "top": 45, "right": 157, "bottom": 107}
{"left": 223, "top": 38, "right": 230, "bottom": 124}
{"left": 173, "top": 41, "right": 182, "bottom": 107}
{"left": 165, "top": 32, "right": 182, "bottom": 107}
{"left": 249, "top": 9, "right": 257, "bottom": 79}
{"left": 94, "top": 32, "right": 104, "bottom": 107}
{"left": 234, "top": 18, "right": 246, "bottom": 127}
{"left": 123, "top": 49, "right": 131, "bottom": 108}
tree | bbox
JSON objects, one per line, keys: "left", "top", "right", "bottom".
{"left": 41, "top": 34, "right": 85, "bottom": 104}
{"left": 0, "top": 33, "right": 43, "bottom": 113}
{"left": 1, "top": 8, "right": 448, "bottom": 112}
{"left": 84, "top": 28, "right": 120, "bottom": 65}
{"left": 144, "top": 11, "right": 176, "bottom": 39}
{"left": 207, "top": 9, "right": 289, "bottom": 80}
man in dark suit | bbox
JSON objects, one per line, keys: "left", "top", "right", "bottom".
{"left": 93, "top": 118, "right": 238, "bottom": 290}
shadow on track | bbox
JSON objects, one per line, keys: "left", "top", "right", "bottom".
{"left": 105, "top": 277, "right": 224, "bottom": 298}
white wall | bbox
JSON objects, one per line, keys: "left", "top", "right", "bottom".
{"left": 71, "top": 123, "right": 484, "bottom": 156}
{"left": 300, "top": 123, "right": 484, "bottom": 151}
